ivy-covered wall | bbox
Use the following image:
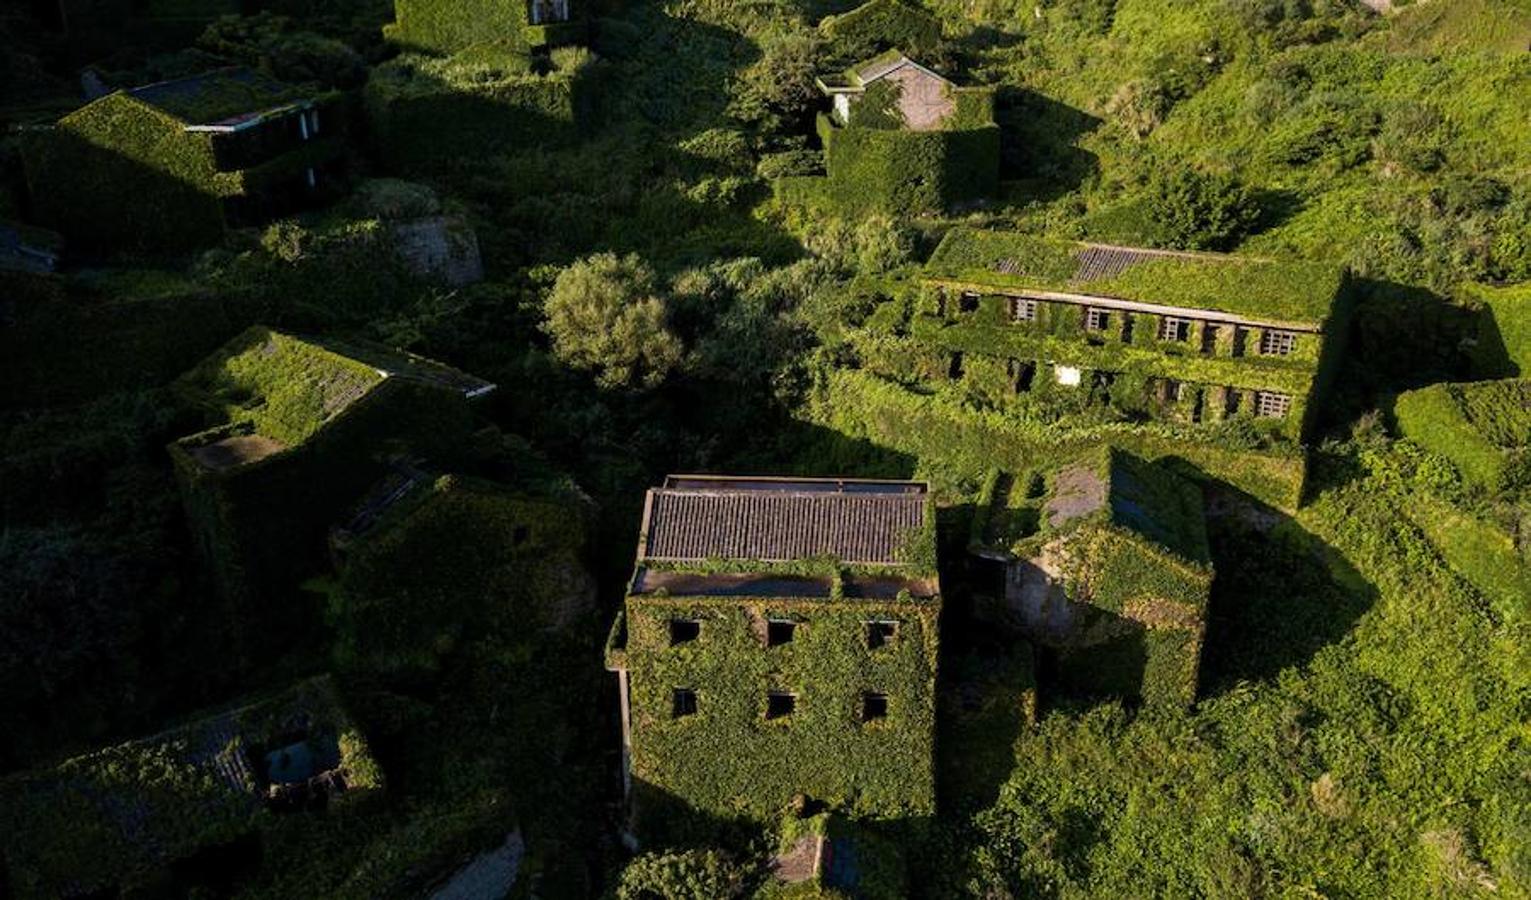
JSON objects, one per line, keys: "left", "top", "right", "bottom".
{"left": 0, "top": 676, "right": 382, "bottom": 900}
{"left": 1466, "top": 281, "right": 1531, "bottom": 378}
{"left": 881, "top": 287, "right": 1326, "bottom": 443}
{"left": 819, "top": 0, "right": 942, "bottom": 63}
{"left": 809, "top": 110, "right": 999, "bottom": 216}
{"left": 331, "top": 474, "right": 595, "bottom": 675}
{"left": 620, "top": 590, "right": 940, "bottom": 824}
{"left": 384, "top": 0, "right": 586, "bottom": 55}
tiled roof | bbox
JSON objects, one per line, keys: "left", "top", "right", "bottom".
{"left": 642, "top": 477, "right": 927, "bottom": 565}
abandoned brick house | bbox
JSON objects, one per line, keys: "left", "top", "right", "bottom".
{"left": 19, "top": 67, "right": 342, "bottom": 254}
{"left": 0, "top": 676, "right": 382, "bottom": 900}
{"left": 169, "top": 327, "right": 495, "bottom": 623}
{"left": 605, "top": 475, "right": 942, "bottom": 825}
{"left": 972, "top": 449, "right": 1213, "bottom": 707}
{"left": 915, "top": 228, "right": 1353, "bottom": 443}
{"left": 819, "top": 51, "right": 960, "bottom": 131}
{"left": 808, "top": 50, "right": 1000, "bottom": 214}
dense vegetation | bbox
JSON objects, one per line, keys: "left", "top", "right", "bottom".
{"left": 1, "top": 0, "right": 1528, "bottom": 896}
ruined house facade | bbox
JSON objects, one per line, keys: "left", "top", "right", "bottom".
{"left": 20, "top": 68, "right": 342, "bottom": 254}
{"left": 605, "top": 476, "right": 942, "bottom": 826}
{"left": 914, "top": 229, "right": 1353, "bottom": 444}
{"left": 805, "top": 50, "right": 1000, "bottom": 214}
{"left": 975, "top": 449, "right": 1214, "bottom": 706}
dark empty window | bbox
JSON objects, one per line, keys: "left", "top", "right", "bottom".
{"left": 866, "top": 621, "right": 898, "bottom": 650}
{"left": 959, "top": 291, "right": 981, "bottom": 313}
{"left": 949, "top": 352, "right": 964, "bottom": 380}
{"left": 512, "top": 525, "right": 529, "bottom": 546}
{"left": 1201, "top": 323, "right": 1221, "bottom": 354}
{"left": 669, "top": 619, "right": 700, "bottom": 645}
{"left": 766, "top": 692, "right": 796, "bottom": 720}
{"left": 767, "top": 619, "right": 796, "bottom": 647}
{"left": 861, "top": 692, "right": 888, "bottom": 722}
{"left": 1084, "top": 308, "right": 1110, "bottom": 331}
{"left": 672, "top": 688, "right": 697, "bottom": 717}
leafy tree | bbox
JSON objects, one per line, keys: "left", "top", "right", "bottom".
{"left": 1143, "top": 167, "right": 1261, "bottom": 251}
{"left": 543, "top": 253, "right": 683, "bottom": 390}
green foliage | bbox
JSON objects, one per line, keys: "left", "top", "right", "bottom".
{"left": 1466, "top": 281, "right": 1531, "bottom": 378}
{"left": 615, "top": 848, "right": 747, "bottom": 900}
{"left": 819, "top": 0, "right": 942, "bottom": 64}
{"left": 197, "top": 12, "right": 366, "bottom": 88}
{"left": 810, "top": 113, "right": 1001, "bottom": 216}
{"left": 544, "top": 252, "right": 684, "bottom": 389}
{"left": 1393, "top": 379, "right": 1530, "bottom": 494}
{"left": 814, "top": 368, "right": 1308, "bottom": 509}
{"left": 364, "top": 48, "right": 593, "bottom": 171}
{"left": 1140, "top": 166, "right": 1262, "bottom": 251}
{"left": 0, "top": 677, "right": 381, "bottom": 900}
{"left": 927, "top": 228, "right": 1347, "bottom": 326}
{"left": 19, "top": 84, "right": 342, "bottom": 254}
{"left": 330, "top": 474, "right": 593, "bottom": 674}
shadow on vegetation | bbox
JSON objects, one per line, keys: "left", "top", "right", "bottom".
{"left": 1198, "top": 485, "right": 1375, "bottom": 696}
{"left": 1251, "top": 186, "right": 1304, "bottom": 235}
{"left": 994, "top": 86, "right": 1101, "bottom": 195}
{"left": 1472, "top": 305, "right": 1519, "bottom": 378}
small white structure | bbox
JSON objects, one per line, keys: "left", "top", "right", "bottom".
{"left": 1054, "top": 365, "right": 1082, "bottom": 387}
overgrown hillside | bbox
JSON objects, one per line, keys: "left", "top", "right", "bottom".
{"left": 1, "top": 0, "right": 1527, "bottom": 896}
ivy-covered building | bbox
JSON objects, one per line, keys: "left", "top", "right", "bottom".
{"left": 972, "top": 450, "right": 1213, "bottom": 707}
{"left": 20, "top": 68, "right": 342, "bottom": 254}
{"left": 605, "top": 475, "right": 942, "bottom": 827}
{"left": 169, "top": 327, "right": 495, "bottom": 626}
{"left": 329, "top": 467, "right": 597, "bottom": 674}
{"left": 0, "top": 676, "right": 383, "bottom": 900}
{"left": 792, "top": 51, "right": 998, "bottom": 215}
{"left": 914, "top": 229, "right": 1353, "bottom": 444}
{"left": 384, "top": 0, "right": 586, "bottom": 54}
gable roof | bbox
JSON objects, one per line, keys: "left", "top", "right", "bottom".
{"left": 926, "top": 228, "right": 1346, "bottom": 328}
{"left": 1044, "top": 450, "right": 1210, "bottom": 565}
{"left": 818, "top": 50, "right": 951, "bottom": 93}
{"left": 640, "top": 475, "right": 928, "bottom": 567}
{"left": 123, "top": 67, "right": 311, "bottom": 129}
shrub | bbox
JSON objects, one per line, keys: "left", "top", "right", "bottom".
{"left": 615, "top": 849, "right": 748, "bottom": 900}
{"left": 1142, "top": 167, "right": 1261, "bottom": 251}
{"left": 543, "top": 252, "right": 683, "bottom": 389}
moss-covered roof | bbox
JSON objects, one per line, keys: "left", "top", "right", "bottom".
{"left": 172, "top": 326, "right": 494, "bottom": 462}
{"left": 125, "top": 67, "right": 309, "bottom": 126}
{"left": 926, "top": 228, "right": 1346, "bottom": 327}
{"left": 0, "top": 677, "right": 381, "bottom": 900}
{"left": 174, "top": 326, "right": 388, "bottom": 449}
{"left": 1045, "top": 448, "right": 1211, "bottom": 565}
